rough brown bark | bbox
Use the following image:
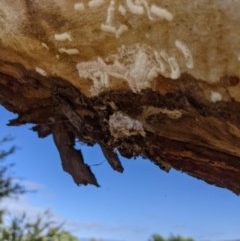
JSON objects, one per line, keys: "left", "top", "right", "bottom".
{"left": 1, "top": 1, "right": 240, "bottom": 194}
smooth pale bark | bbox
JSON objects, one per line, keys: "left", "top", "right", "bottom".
{"left": 1, "top": 0, "right": 240, "bottom": 194}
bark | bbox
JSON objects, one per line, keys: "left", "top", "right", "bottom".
{"left": 1, "top": 0, "right": 240, "bottom": 194}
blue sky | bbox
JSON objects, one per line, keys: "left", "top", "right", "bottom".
{"left": 0, "top": 105, "right": 240, "bottom": 241}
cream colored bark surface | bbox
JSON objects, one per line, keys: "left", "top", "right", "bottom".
{"left": 1, "top": 0, "right": 240, "bottom": 95}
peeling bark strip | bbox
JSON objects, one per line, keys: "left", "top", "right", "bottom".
{"left": 52, "top": 123, "right": 99, "bottom": 186}
{"left": 55, "top": 93, "right": 124, "bottom": 173}
{"left": 1, "top": 1, "right": 240, "bottom": 194}
{"left": 54, "top": 95, "right": 84, "bottom": 133}
{"left": 100, "top": 143, "right": 124, "bottom": 173}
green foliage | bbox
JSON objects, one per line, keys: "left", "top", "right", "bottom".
{"left": 149, "top": 234, "right": 165, "bottom": 241}
{"left": 168, "top": 235, "right": 194, "bottom": 241}
{"left": 0, "top": 211, "right": 78, "bottom": 241}
{"left": 0, "top": 136, "right": 79, "bottom": 241}
{"left": 0, "top": 137, "right": 26, "bottom": 201}
{"left": 149, "top": 234, "right": 195, "bottom": 241}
